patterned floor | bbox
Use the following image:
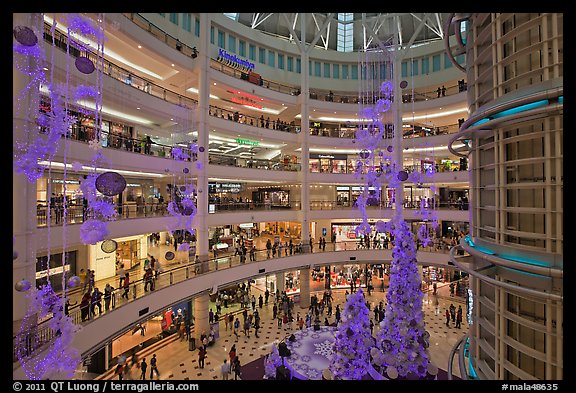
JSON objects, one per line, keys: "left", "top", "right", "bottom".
{"left": 98, "top": 286, "right": 467, "bottom": 381}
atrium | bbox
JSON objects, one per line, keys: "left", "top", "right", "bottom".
{"left": 13, "top": 13, "right": 563, "bottom": 382}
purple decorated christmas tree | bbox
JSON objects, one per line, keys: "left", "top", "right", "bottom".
{"left": 328, "top": 288, "right": 374, "bottom": 380}
{"left": 373, "top": 219, "right": 431, "bottom": 378}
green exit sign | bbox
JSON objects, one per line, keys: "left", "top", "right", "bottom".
{"left": 236, "top": 138, "right": 259, "bottom": 146}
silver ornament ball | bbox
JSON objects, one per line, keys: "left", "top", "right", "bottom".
{"left": 15, "top": 279, "right": 32, "bottom": 292}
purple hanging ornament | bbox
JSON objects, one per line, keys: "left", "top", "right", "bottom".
{"left": 397, "top": 171, "right": 408, "bottom": 181}
{"left": 95, "top": 172, "right": 127, "bottom": 196}
{"left": 13, "top": 26, "right": 38, "bottom": 46}
{"left": 75, "top": 57, "right": 95, "bottom": 74}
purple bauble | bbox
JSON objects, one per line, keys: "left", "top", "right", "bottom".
{"left": 95, "top": 172, "right": 127, "bottom": 196}
{"left": 359, "top": 149, "right": 370, "bottom": 159}
{"left": 397, "top": 171, "right": 408, "bottom": 181}
{"left": 199, "top": 146, "right": 205, "bottom": 152}
{"left": 183, "top": 167, "right": 189, "bottom": 174}
{"left": 13, "top": 26, "right": 38, "bottom": 46}
{"left": 400, "top": 80, "right": 408, "bottom": 89}
{"left": 75, "top": 57, "right": 95, "bottom": 74}
{"left": 165, "top": 251, "right": 175, "bottom": 260}
{"left": 180, "top": 186, "right": 186, "bottom": 192}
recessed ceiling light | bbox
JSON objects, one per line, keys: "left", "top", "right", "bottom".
{"left": 334, "top": 112, "right": 337, "bottom": 114}
{"left": 171, "top": 64, "right": 175, "bottom": 67}
{"left": 170, "top": 118, "right": 174, "bottom": 121}
{"left": 313, "top": 109, "right": 316, "bottom": 112}
{"left": 213, "top": 82, "right": 217, "bottom": 85}
{"left": 136, "top": 107, "right": 140, "bottom": 110}
{"left": 138, "top": 45, "right": 142, "bottom": 49}
{"left": 43, "top": 67, "right": 48, "bottom": 71}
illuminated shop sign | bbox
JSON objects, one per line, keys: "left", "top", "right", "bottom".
{"left": 231, "top": 97, "right": 263, "bottom": 109}
{"left": 209, "top": 182, "right": 243, "bottom": 193}
{"left": 309, "top": 154, "right": 347, "bottom": 160}
{"left": 236, "top": 138, "right": 259, "bottom": 146}
{"left": 218, "top": 48, "right": 255, "bottom": 70}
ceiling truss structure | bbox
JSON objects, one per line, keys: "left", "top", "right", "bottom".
{"left": 239, "top": 13, "right": 448, "bottom": 52}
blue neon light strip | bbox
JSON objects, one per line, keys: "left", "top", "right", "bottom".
{"left": 469, "top": 98, "right": 554, "bottom": 129}
{"left": 465, "top": 236, "right": 551, "bottom": 267}
{"left": 490, "top": 99, "right": 549, "bottom": 119}
{"left": 558, "top": 96, "right": 563, "bottom": 104}
{"left": 471, "top": 118, "right": 490, "bottom": 127}
{"left": 465, "top": 338, "right": 478, "bottom": 379}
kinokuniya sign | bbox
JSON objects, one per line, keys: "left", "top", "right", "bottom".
{"left": 218, "top": 48, "right": 255, "bottom": 70}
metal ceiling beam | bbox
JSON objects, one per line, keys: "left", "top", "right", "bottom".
{"left": 308, "top": 13, "right": 334, "bottom": 51}
{"left": 251, "top": 13, "right": 274, "bottom": 29}
{"left": 399, "top": 13, "right": 431, "bottom": 60}
{"left": 410, "top": 12, "right": 441, "bottom": 38}
{"left": 396, "top": 15, "right": 403, "bottom": 46}
{"left": 435, "top": 13, "right": 444, "bottom": 39}
{"left": 282, "top": 13, "right": 303, "bottom": 53}
{"left": 311, "top": 13, "right": 328, "bottom": 50}
{"left": 361, "top": 13, "right": 389, "bottom": 51}
{"left": 365, "top": 13, "right": 386, "bottom": 49}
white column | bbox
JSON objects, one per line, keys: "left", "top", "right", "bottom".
{"left": 193, "top": 293, "right": 210, "bottom": 343}
{"left": 298, "top": 14, "right": 310, "bottom": 249}
{"left": 299, "top": 267, "right": 311, "bottom": 309}
{"left": 13, "top": 13, "right": 41, "bottom": 333}
{"left": 195, "top": 13, "right": 211, "bottom": 271}
{"left": 276, "top": 272, "right": 285, "bottom": 293}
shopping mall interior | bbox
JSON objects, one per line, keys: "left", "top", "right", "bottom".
{"left": 13, "top": 13, "right": 563, "bottom": 382}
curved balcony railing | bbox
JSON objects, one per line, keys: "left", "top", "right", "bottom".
{"left": 208, "top": 153, "right": 301, "bottom": 171}
{"left": 121, "top": 14, "right": 467, "bottom": 106}
{"left": 309, "top": 200, "right": 469, "bottom": 211}
{"left": 44, "top": 20, "right": 465, "bottom": 147}
{"left": 36, "top": 194, "right": 468, "bottom": 227}
{"left": 13, "top": 237, "right": 465, "bottom": 362}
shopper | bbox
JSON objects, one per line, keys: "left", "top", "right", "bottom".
{"left": 104, "top": 283, "right": 114, "bottom": 311}
{"left": 198, "top": 347, "right": 207, "bottom": 368}
{"left": 140, "top": 358, "right": 147, "bottom": 380}
{"left": 232, "top": 356, "right": 241, "bottom": 380}
{"left": 445, "top": 309, "right": 451, "bottom": 327}
{"left": 149, "top": 354, "right": 159, "bottom": 379}
{"left": 90, "top": 287, "right": 102, "bottom": 316}
{"left": 121, "top": 272, "right": 130, "bottom": 299}
{"left": 456, "top": 305, "right": 463, "bottom": 328}
{"left": 221, "top": 359, "right": 231, "bottom": 380}
{"left": 117, "top": 264, "right": 126, "bottom": 288}
{"left": 233, "top": 317, "right": 240, "bottom": 341}
{"left": 80, "top": 292, "right": 91, "bottom": 322}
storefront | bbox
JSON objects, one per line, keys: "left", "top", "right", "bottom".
{"left": 35, "top": 251, "right": 77, "bottom": 292}
{"left": 89, "top": 234, "right": 149, "bottom": 281}
{"left": 260, "top": 221, "right": 301, "bottom": 239}
{"left": 331, "top": 220, "right": 391, "bottom": 243}
{"left": 309, "top": 154, "right": 348, "bottom": 174}
{"left": 252, "top": 187, "right": 291, "bottom": 208}
{"left": 336, "top": 186, "right": 351, "bottom": 207}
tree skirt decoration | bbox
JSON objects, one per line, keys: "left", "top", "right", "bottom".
{"left": 75, "top": 56, "right": 95, "bottom": 74}
{"left": 283, "top": 326, "right": 337, "bottom": 380}
{"left": 13, "top": 26, "right": 38, "bottom": 46}
{"left": 95, "top": 171, "right": 126, "bottom": 196}
{"left": 101, "top": 239, "right": 118, "bottom": 253}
